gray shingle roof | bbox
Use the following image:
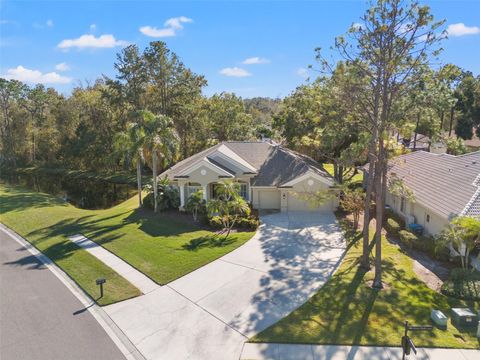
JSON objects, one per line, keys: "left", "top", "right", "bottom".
{"left": 387, "top": 151, "right": 480, "bottom": 219}
{"left": 159, "top": 141, "right": 333, "bottom": 187}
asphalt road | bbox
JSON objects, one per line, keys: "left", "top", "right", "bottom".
{"left": 0, "top": 229, "right": 126, "bottom": 360}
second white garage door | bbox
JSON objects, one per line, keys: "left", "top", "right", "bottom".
{"left": 287, "top": 192, "right": 333, "bottom": 212}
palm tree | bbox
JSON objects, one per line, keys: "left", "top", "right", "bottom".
{"left": 113, "top": 122, "right": 145, "bottom": 208}
{"left": 206, "top": 180, "right": 250, "bottom": 238}
{"left": 141, "top": 111, "right": 179, "bottom": 212}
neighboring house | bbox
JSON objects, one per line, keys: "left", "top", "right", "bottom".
{"left": 159, "top": 141, "right": 338, "bottom": 213}
{"left": 392, "top": 132, "right": 433, "bottom": 152}
{"left": 403, "top": 133, "right": 431, "bottom": 152}
{"left": 378, "top": 151, "right": 480, "bottom": 236}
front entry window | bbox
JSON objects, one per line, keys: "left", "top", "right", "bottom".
{"left": 211, "top": 182, "right": 248, "bottom": 201}
{"left": 239, "top": 183, "right": 248, "bottom": 200}
{"left": 187, "top": 182, "right": 202, "bottom": 198}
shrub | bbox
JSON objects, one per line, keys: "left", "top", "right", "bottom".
{"left": 209, "top": 216, "right": 224, "bottom": 229}
{"left": 385, "top": 218, "right": 401, "bottom": 235}
{"left": 143, "top": 186, "right": 180, "bottom": 211}
{"left": 441, "top": 268, "right": 480, "bottom": 301}
{"left": 399, "top": 230, "right": 418, "bottom": 248}
{"left": 237, "top": 216, "right": 260, "bottom": 230}
{"left": 185, "top": 190, "right": 206, "bottom": 222}
{"left": 384, "top": 208, "right": 405, "bottom": 227}
{"left": 208, "top": 215, "right": 259, "bottom": 231}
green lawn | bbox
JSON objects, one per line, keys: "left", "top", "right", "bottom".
{"left": 252, "top": 218, "right": 479, "bottom": 349}
{"left": 323, "top": 163, "right": 363, "bottom": 184}
{"left": 0, "top": 183, "right": 255, "bottom": 302}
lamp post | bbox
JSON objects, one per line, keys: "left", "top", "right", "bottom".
{"left": 96, "top": 278, "right": 106, "bottom": 299}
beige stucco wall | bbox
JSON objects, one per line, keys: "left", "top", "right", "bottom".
{"left": 188, "top": 165, "right": 222, "bottom": 185}
{"left": 386, "top": 193, "right": 449, "bottom": 236}
{"left": 286, "top": 176, "right": 337, "bottom": 212}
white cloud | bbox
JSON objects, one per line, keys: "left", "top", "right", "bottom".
{"left": 55, "top": 62, "right": 70, "bottom": 71}
{"left": 297, "top": 67, "right": 309, "bottom": 79}
{"left": 242, "top": 57, "right": 270, "bottom": 65}
{"left": 164, "top": 16, "right": 193, "bottom": 30}
{"left": 447, "top": 23, "right": 480, "bottom": 37}
{"left": 89, "top": 24, "right": 96, "bottom": 32}
{"left": 140, "top": 16, "right": 193, "bottom": 38}
{"left": 46, "top": 19, "right": 54, "bottom": 27}
{"left": 2, "top": 65, "right": 71, "bottom": 84}
{"left": 57, "top": 34, "right": 128, "bottom": 50}
{"left": 139, "top": 26, "right": 176, "bottom": 38}
{"left": 219, "top": 67, "right": 251, "bottom": 77}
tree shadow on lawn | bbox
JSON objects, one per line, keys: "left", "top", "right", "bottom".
{"left": 181, "top": 234, "right": 235, "bottom": 251}
{"left": 0, "top": 188, "right": 68, "bottom": 214}
{"left": 26, "top": 207, "right": 208, "bottom": 253}
{"left": 124, "top": 208, "right": 203, "bottom": 237}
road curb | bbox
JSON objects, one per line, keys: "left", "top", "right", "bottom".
{"left": 0, "top": 224, "right": 146, "bottom": 360}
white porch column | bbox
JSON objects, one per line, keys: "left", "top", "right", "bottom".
{"left": 202, "top": 184, "right": 208, "bottom": 201}
{"left": 179, "top": 183, "right": 186, "bottom": 209}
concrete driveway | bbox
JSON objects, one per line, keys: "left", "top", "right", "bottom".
{"left": 105, "top": 211, "right": 346, "bottom": 360}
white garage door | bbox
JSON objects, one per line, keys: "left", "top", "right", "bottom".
{"left": 258, "top": 190, "right": 281, "bottom": 210}
{"left": 287, "top": 192, "right": 332, "bottom": 212}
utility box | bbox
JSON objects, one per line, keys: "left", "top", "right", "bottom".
{"left": 431, "top": 310, "right": 448, "bottom": 329}
{"left": 451, "top": 308, "right": 477, "bottom": 328}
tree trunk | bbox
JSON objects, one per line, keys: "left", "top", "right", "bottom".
{"left": 338, "top": 164, "right": 344, "bottom": 184}
{"left": 136, "top": 159, "right": 142, "bottom": 208}
{"left": 361, "top": 136, "right": 377, "bottom": 269}
{"left": 439, "top": 111, "right": 445, "bottom": 131}
{"left": 32, "top": 130, "right": 36, "bottom": 163}
{"left": 413, "top": 112, "right": 420, "bottom": 150}
{"left": 153, "top": 152, "right": 158, "bottom": 213}
{"left": 333, "top": 161, "right": 338, "bottom": 183}
{"left": 372, "top": 139, "right": 385, "bottom": 289}
{"left": 448, "top": 107, "right": 454, "bottom": 137}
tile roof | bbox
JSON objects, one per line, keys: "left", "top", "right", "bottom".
{"left": 386, "top": 151, "right": 480, "bottom": 219}
{"left": 160, "top": 141, "right": 333, "bottom": 187}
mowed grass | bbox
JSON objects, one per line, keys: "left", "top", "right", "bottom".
{"left": 252, "top": 219, "right": 479, "bottom": 349}
{"left": 0, "top": 185, "right": 140, "bottom": 305}
{"left": 0, "top": 183, "right": 255, "bottom": 300}
{"left": 323, "top": 164, "right": 363, "bottom": 184}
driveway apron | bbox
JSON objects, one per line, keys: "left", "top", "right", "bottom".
{"left": 104, "top": 211, "right": 346, "bottom": 360}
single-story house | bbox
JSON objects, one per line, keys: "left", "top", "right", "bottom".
{"left": 380, "top": 151, "right": 480, "bottom": 236}
{"left": 159, "top": 141, "right": 338, "bottom": 213}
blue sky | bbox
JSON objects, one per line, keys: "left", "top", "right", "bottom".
{"left": 1, "top": 0, "right": 480, "bottom": 98}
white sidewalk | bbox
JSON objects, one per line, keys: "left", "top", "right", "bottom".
{"left": 241, "top": 343, "right": 480, "bottom": 360}
{"left": 68, "top": 234, "right": 159, "bottom": 294}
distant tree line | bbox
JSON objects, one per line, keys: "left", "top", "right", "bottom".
{"left": 0, "top": 41, "right": 281, "bottom": 175}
